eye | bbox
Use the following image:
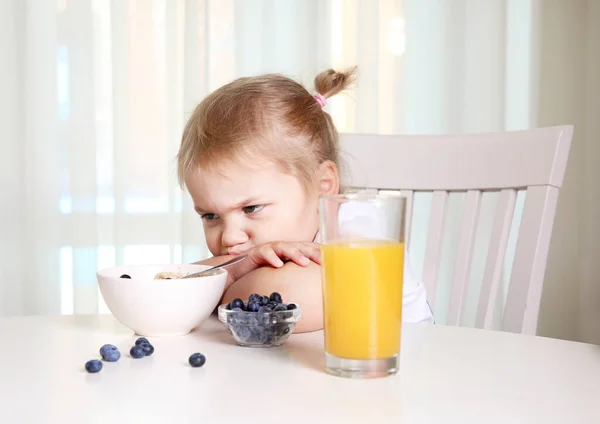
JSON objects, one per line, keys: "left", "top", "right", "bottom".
{"left": 242, "top": 205, "right": 264, "bottom": 215}
{"left": 201, "top": 213, "right": 219, "bottom": 221}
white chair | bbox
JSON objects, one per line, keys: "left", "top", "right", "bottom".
{"left": 339, "top": 126, "right": 573, "bottom": 335}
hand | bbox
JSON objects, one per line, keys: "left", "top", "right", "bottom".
{"left": 229, "top": 241, "right": 321, "bottom": 283}
{"left": 248, "top": 241, "right": 321, "bottom": 267}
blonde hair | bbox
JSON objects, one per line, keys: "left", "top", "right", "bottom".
{"left": 177, "top": 67, "right": 356, "bottom": 190}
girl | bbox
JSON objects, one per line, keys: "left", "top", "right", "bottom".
{"left": 177, "top": 68, "right": 433, "bottom": 333}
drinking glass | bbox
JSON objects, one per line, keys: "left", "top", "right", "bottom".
{"left": 319, "top": 193, "right": 406, "bottom": 378}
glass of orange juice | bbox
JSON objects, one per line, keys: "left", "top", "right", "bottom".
{"left": 319, "top": 193, "right": 406, "bottom": 378}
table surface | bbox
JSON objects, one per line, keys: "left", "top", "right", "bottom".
{"left": 0, "top": 314, "right": 598, "bottom": 424}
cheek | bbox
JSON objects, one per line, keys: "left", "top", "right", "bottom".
{"left": 203, "top": 225, "right": 222, "bottom": 255}
{"left": 276, "top": 200, "right": 319, "bottom": 232}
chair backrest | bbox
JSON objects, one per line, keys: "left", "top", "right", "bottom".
{"left": 339, "top": 126, "right": 573, "bottom": 335}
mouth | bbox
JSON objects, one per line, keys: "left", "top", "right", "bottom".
{"left": 223, "top": 244, "right": 253, "bottom": 257}
{"left": 225, "top": 249, "right": 247, "bottom": 257}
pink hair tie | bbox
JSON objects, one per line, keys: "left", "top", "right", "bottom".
{"left": 314, "top": 93, "right": 326, "bottom": 108}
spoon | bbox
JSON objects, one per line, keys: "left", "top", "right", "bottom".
{"left": 182, "top": 254, "right": 249, "bottom": 279}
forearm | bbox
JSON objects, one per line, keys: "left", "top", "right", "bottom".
{"left": 221, "top": 262, "right": 324, "bottom": 333}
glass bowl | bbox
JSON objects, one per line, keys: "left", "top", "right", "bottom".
{"left": 217, "top": 303, "right": 301, "bottom": 347}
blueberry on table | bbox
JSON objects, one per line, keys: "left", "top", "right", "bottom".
{"left": 120, "top": 274, "right": 131, "bottom": 279}
{"left": 230, "top": 298, "right": 244, "bottom": 310}
{"left": 139, "top": 342, "right": 154, "bottom": 356}
{"left": 130, "top": 346, "right": 145, "bottom": 359}
{"left": 287, "top": 303, "right": 297, "bottom": 310}
{"left": 99, "top": 344, "right": 120, "bottom": 362}
{"left": 269, "top": 292, "right": 282, "bottom": 303}
{"left": 85, "top": 359, "right": 103, "bottom": 373}
{"left": 99, "top": 343, "right": 116, "bottom": 355}
{"left": 189, "top": 353, "right": 206, "bottom": 368}
{"left": 247, "top": 301, "right": 260, "bottom": 312}
{"left": 135, "top": 337, "right": 149, "bottom": 346}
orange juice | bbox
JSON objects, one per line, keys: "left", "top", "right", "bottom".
{"left": 321, "top": 240, "right": 404, "bottom": 360}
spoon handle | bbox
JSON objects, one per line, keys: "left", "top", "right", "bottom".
{"left": 183, "top": 254, "right": 249, "bottom": 279}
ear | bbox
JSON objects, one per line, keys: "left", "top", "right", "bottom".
{"left": 317, "top": 160, "right": 340, "bottom": 196}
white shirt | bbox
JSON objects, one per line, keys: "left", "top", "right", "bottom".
{"left": 315, "top": 201, "right": 434, "bottom": 324}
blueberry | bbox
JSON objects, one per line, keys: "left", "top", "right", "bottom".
{"left": 259, "top": 295, "right": 269, "bottom": 306}
{"left": 274, "top": 304, "right": 288, "bottom": 312}
{"left": 85, "top": 359, "right": 103, "bottom": 373}
{"left": 275, "top": 325, "right": 291, "bottom": 339}
{"left": 130, "top": 345, "right": 145, "bottom": 359}
{"left": 269, "top": 292, "right": 282, "bottom": 303}
{"left": 271, "top": 325, "right": 284, "bottom": 336}
{"left": 99, "top": 343, "right": 116, "bottom": 355}
{"left": 248, "top": 314, "right": 261, "bottom": 327}
{"left": 189, "top": 353, "right": 206, "bottom": 368}
{"left": 139, "top": 342, "right": 154, "bottom": 356}
{"left": 287, "top": 303, "right": 297, "bottom": 310}
{"left": 249, "top": 326, "right": 262, "bottom": 340}
{"left": 135, "top": 337, "right": 149, "bottom": 346}
{"left": 264, "top": 303, "right": 275, "bottom": 311}
{"left": 235, "top": 326, "right": 252, "bottom": 342}
{"left": 247, "top": 301, "right": 260, "bottom": 312}
{"left": 248, "top": 293, "right": 261, "bottom": 303}
{"left": 230, "top": 298, "right": 244, "bottom": 310}
{"left": 259, "top": 329, "right": 274, "bottom": 344}
{"left": 99, "top": 344, "right": 120, "bottom": 362}
{"left": 120, "top": 274, "right": 131, "bottom": 279}
{"left": 104, "top": 350, "right": 120, "bottom": 362}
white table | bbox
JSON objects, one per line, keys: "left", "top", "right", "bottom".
{"left": 0, "top": 315, "right": 598, "bottom": 423}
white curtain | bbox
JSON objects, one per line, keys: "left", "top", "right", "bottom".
{"left": 1, "top": 0, "right": 598, "bottom": 344}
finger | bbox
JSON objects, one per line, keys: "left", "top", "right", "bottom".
{"left": 302, "top": 243, "right": 322, "bottom": 264}
{"left": 273, "top": 246, "right": 311, "bottom": 267}
{"left": 259, "top": 247, "right": 285, "bottom": 268}
{"left": 272, "top": 242, "right": 321, "bottom": 265}
{"left": 293, "top": 242, "right": 322, "bottom": 265}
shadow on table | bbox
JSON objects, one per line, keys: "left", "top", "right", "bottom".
{"left": 190, "top": 318, "right": 238, "bottom": 346}
{"left": 192, "top": 319, "right": 326, "bottom": 373}
{"left": 281, "top": 338, "right": 326, "bottom": 373}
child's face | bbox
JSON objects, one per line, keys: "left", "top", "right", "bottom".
{"left": 185, "top": 160, "right": 321, "bottom": 257}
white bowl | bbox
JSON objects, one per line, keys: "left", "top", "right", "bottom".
{"left": 97, "top": 264, "right": 227, "bottom": 337}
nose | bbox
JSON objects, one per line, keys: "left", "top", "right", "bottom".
{"left": 221, "top": 222, "right": 249, "bottom": 252}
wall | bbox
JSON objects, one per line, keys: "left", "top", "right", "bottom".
{"left": 537, "top": 0, "right": 600, "bottom": 344}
